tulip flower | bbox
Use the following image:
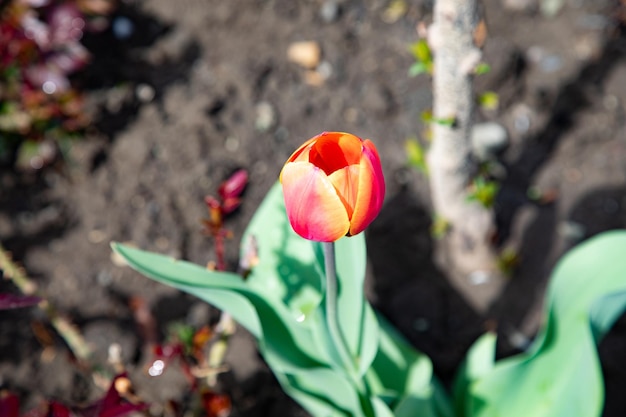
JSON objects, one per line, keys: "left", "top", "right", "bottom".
{"left": 280, "top": 131, "right": 385, "bottom": 242}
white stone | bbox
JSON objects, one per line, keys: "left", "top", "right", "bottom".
{"left": 471, "top": 122, "right": 509, "bottom": 161}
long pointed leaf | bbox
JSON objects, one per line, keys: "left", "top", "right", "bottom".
{"left": 112, "top": 243, "right": 324, "bottom": 372}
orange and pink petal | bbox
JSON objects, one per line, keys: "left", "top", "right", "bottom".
{"left": 327, "top": 164, "right": 360, "bottom": 218}
{"left": 348, "top": 140, "right": 385, "bottom": 236}
{"left": 281, "top": 162, "right": 350, "bottom": 242}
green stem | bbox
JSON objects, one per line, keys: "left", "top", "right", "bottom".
{"left": 323, "top": 242, "right": 356, "bottom": 376}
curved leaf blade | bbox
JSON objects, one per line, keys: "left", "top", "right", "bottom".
{"left": 467, "top": 231, "right": 626, "bottom": 417}
{"left": 111, "top": 243, "right": 325, "bottom": 372}
{"left": 241, "top": 183, "right": 323, "bottom": 321}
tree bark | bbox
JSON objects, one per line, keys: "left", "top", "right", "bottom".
{"left": 428, "top": 0, "right": 503, "bottom": 311}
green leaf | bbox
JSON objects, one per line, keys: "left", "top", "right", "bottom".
{"left": 274, "top": 371, "right": 347, "bottom": 417}
{"left": 466, "top": 177, "right": 499, "bottom": 208}
{"left": 408, "top": 62, "right": 429, "bottom": 77}
{"left": 242, "top": 183, "right": 324, "bottom": 323}
{"left": 420, "top": 111, "right": 456, "bottom": 127}
{"left": 284, "top": 367, "right": 365, "bottom": 416}
{"left": 371, "top": 398, "right": 396, "bottom": 417}
{"left": 478, "top": 91, "right": 499, "bottom": 110}
{"left": 462, "top": 231, "right": 626, "bottom": 417}
{"left": 410, "top": 40, "right": 432, "bottom": 63}
{"left": 333, "top": 235, "right": 380, "bottom": 375}
{"left": 408, "top": 39, "right": 433, "bottom": 75}
{"left": 111, "top": 243, "right": 324, "bottom": 373}
{"left": 421, "top": 110, "right": 433, "bottom": 124}
{"left": 369, "top": 314, "right": 452, "bottom": 416}
{"left": 306, "top": 237, "right": 381, "bottom": 377}
{"left": 452, "top": 332, "right": 496, "bottom": 417}
{"left": 405, "top": 138, "right": 428, "bottom": 174}
{"left": 474, "top": 63, "right": 491, "bottom": 75}
{"left": 431, "top": 214, "right": 451, "bottom": 239}
{"left": 357, "top": 304, "right": 381, "bottom": 376}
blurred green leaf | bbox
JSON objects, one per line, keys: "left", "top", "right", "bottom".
{"left": 474, "top": 63, "right": 491, "bottom": 75}
{"left": 452, "top": 332, "right": 497, "bottom": 417}
{"left": 431, "top": 215, "right": 450, "bottom": 239}
{"left": 408, "top": 62, "right": 429, "bottom": 77}
{"left": 408, "top": 40, "right": 433, "bottom": 75}
{"left": 467, "top": 177, "right": 499, "bottom": 208}
{"left": 478, "top": 91, "right": 499, "bottom": 111}
{"left": 497, "top": 248, "right": 520, "bottom": 276}
{"left": 459, "top": 231, "right": 626, "bottom": 417}
{"left": 371, "top": 314, "right": 454, "bottom": 417}
{"left": 405, "top": 137, "right": 428, "bottom": 174}
{"left": 420, "top": 111, "right": 456, "bottom": 127}
{"left": 168, "top": 322, "right": 195, "bottom": 350}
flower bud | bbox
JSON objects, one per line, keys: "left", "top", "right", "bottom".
{"left": 280, "top": 132, "right": 385, "bottom": 242}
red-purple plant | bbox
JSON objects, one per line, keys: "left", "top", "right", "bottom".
{"left": 0, "top": 0, "right": 114, "bottom": 169}
{"left": 0, "top": 374, "right": 147, "bottom": 417}
{"left": 0, "top": 293, "right": 41, "bottom": 310}
{"left": 202, "top": 169, "right": 249, "bottom": 271}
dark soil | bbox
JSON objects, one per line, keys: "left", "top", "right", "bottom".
{"left": 2, "top": 0, "right": 626, "bottom": 416}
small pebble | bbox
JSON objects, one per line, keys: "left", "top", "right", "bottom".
{"left": 319, "top": 0, "right": 339, "bottom": 23}
{"left": 187, "top": 303, "right": 211, "bottom": 327}
{"left": 304, "top": 70, "right": 325, "bottom": 86}
{"left": 468, "top": 270, "right": 491, "bottom": 285}
{"left": 503, "top": 0, "right": 537, "bottom": 12}
{"left": 539, "top": 55, "right": 563, "bottom": 73}
{"left": 287, "top": 41, "right": 321, "bottom": 69}
{"left": 136, "top": 83, "right": 155, "bottom": 103}
{"left": 225, "top": 136, "right": 240, "bottom": 152}
{"left": 88, "top": 229, "right": 107, "bottom": 244}
{"left": 508, "top": 330, "right": 532, "bottom": 350}
{"left": 514, "top": 114, "right": 530, "bottom": 133}
{"left": 255, "top": 101, "right": 276, "bottom": 132}
{"left": 97, "top": 270, "right": 113, "bottom": 286}
{"left": 112, "top": 16, "right": 134, "bottom": 40}
{"left": 413, "top": 318, "right": 430, "bottom": 332}
{"left": 317, "top": 61, "right": 333, "bottom": 80}
{"left": 110, "top": 251, "right": 128, "bottom": 267}
{"left": 110, "top": 241, "right": 137, "bottom": 267}
{"left": 540, "top": 0, "right": 565, "bottom": 17}
{"left": 471, "top": 122, "right": 509, "bottom": 161}
{"left": 557, "top": 221, "right": 586, "bottom": 241}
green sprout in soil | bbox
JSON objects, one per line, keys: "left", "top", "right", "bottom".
{"left": 467, "top": 176, "right": 500, "bottom": 208}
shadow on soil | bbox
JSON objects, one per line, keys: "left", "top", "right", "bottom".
{"left": 367, "top": 185, "right": 485, "bottom": 385}
{"left": 78, "top": 2, "right": 201, "bottom": 171}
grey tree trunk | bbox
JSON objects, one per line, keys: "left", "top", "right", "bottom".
{"left": 428, "top": 0, "right": 503, "bottom": 311}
